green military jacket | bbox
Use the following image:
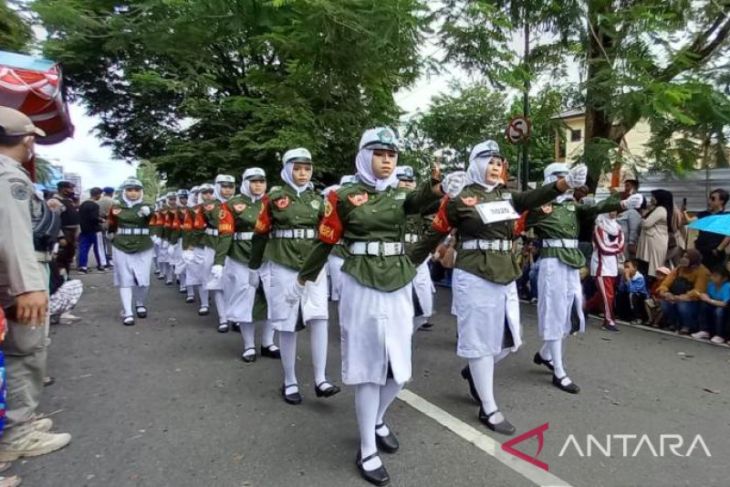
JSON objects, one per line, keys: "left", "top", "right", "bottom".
{"left": 249, "top": 185, "right": 324, "bottom": 271}
{"left": 526, "top": 195, "right": 623, "bottom": 268}
{"left": 182, "top": 205, "right": 205, "bottom": 250}
{"left": 410, "top": 182, "right": 561, "bottom": 285}
{"left": 298, "top": 180, "right": 442, "bottom": 292}
{"left": 109, "top": 200, "right": 154, "bottom": 253}
{"left": 215, "top": 194, "right": 262, "bottom": 266}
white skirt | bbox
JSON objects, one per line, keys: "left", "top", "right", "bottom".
{"left": 327, "top": 254, "right": 345, "bottom": 302}
{"left": 184, "top": 247, "right": 207, "bottom": 286}
{"left": 412, "top": 259, "right": 435, "bottom": 318}
{"left": 452, "top": 268, "right": 522, "bottom": 359}
{"left": 339, "top": 273, "right": 414, "bottom": 386}
{"left": 202, "top": 247, "right": 223, "bottom": 291}
{"left": 172, "top": 240, "right": 186, "bottom": 275}
{"left": 537, "top": 257, "right": 585, "bottom": 340}
{"left": 261, "top": 261, "right": 328, "bottom": 332}
{"left": 157, "top": 240, "right": 171, "bottom": 264}
{"left": 112, "top": 247, "right": 154, "bottom": 288}
{"left": 223, "top": 258, "right": 257, "bottom": 323}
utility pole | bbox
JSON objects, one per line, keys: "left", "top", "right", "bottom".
{"left": 521, "top": 16, "right": 530, "bottom": 190}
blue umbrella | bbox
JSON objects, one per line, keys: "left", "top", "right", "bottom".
{"left": 688, "top": 214, "right": 730, "bottom": 237}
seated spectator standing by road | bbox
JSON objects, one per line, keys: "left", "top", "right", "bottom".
{"left": 617, "top": 179, "right": 642, "bottom": 261}
{"left": 657, "top": 249, "right": 710, "bottom": 334}
{"left": 585, "top": 212, "right": 625, "bottom": 331}
{"left": 77, "top": 187, "right": 107, "bottom": 273}
{"left": 52, "top": 181, "right": 80, "bottom": 277}
{"left": 645, "top": 266, "right": 671, "bottom": 327}
{"left": 691, "top": 267, "right": 730, "bottom": 344}
{"left": 637, "top": 189, "right": 673, "bottom": 285}
{"left": 693, "top": 189, "right": 730, "bottom": 271}
{"left": 616, "top": 259, "right": 649, "bottom": 324}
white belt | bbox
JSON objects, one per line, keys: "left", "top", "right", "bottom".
{"left": 348, "top": 241, "right": 404, "bottom": 256}
{"left": 205, "top": 228, "right": 219, "bottom": 236}
{"left": 404, "top": 233, "right": 419, "bottom": 243}
{"left": 461, "top": 239, "right": 512, "bottom": 251}
{"left": 233, "top": 232, "right": 254, "bottom": 241}
{"left": 118, "top": 228, "right": 150, "bottom": 236}
{"left": 273, "top": 228, "right": 317, "bottom": 239}
{"left": 543, "top": 238, "right": 579, "bottom": 249}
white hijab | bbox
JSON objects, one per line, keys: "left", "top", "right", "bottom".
{"left": 596, "top": 213, "right": 621, "bottom": 236}
{"left": 240, "top": 178, "right": 265, "bottom": 202}
{"left": 188, "top": 192, "right": 198, "bottom": 208}
{"left": 280, "top": 162, "right": 313, "bottom": 196}
{"left": 214, "top": 184, "right": 230, "bottom": 203}
{"left": 356, "top": 148, "right": 398, "bottom": 192}
{"left": 466, "top": 156, "right": 500, "bottom": 192}
{"left": 122, "top": 189, "right": 143, "bottom": 207}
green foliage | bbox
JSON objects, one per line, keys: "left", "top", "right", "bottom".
{"left": 0, "top": 0, "right": 32, "bottom": 52}
{"left": 135, "top": 160, "right": 163, "bottom": 203}
{"left": 34, "top": 0, "right": 427, "bottom": 187}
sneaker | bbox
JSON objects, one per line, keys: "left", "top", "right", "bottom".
{"left": 31, "top": 418, "right": 53, "bottom": 432}
{"left": 77, "top": 267, "right": 88, "bottom": 274}
{"left": 0, "top": 474, "right": 22, "bottom": 487}
{"left": 678, "top": 327, "right": 690, "bottom": 335}
{"left": 710, "top": 335, "right": 725, "bottom": 344}
{"left": 602, "top": 324, "right": 620, "bottom": 332}
{"left": 0, "top": 430, "right": 71, "bottom": 462}
{"left": 96, "top": 266, "right": 106, "bottom": 272}
{"left": 691, "top": 331, "right": 710, "bottom": 339}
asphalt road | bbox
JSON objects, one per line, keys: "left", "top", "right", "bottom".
{"left": 11, "top": 271, "right": 730, "bottom": 487}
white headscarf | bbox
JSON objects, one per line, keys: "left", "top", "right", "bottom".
{"left": 355, "top": 148, "right": 398, "bottom": 192}
{"left": 240, "top": 168, "right": 266, "bottom": 202}
{"left": 466, "top": 156, "right": 500, "bottom": 192}
{"left": 122, "top": 189, "right": 143, "bottom": 207}
{"left": 188, "top": 190, "right": 198, "bottom": 208}
{"left": 280, "top": 163, "right": 313, "bottom": 196}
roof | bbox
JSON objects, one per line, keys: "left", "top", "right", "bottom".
{"left": 552, "top": 108, "right": 585, "bottom": 120}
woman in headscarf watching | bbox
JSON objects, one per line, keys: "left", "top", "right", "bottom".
{"left": 249, "top": 149, "right": 340, "bottom": 405}
{"left": 637, "top": 189, "right": 674, "bottom": 283}
{"left": 293, "top": 127, "right": 452, "bottom": 486}
{"left": 107, "top": 178, "right": 154, "bottom": 326}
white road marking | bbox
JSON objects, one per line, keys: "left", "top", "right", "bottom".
{"left": 398, "top": 388, "right": 573, "bottom": 487}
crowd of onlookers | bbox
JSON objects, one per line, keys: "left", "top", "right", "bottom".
{"left": 516, "top": 182, "right": 730, "bottom": 342}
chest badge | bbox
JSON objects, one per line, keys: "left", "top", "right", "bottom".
{"left": 566, "top": 203, "right": 576, "bottom": 212}
{"left": 204, "top": 203, "right": 215, "bottom": 212}
{"left": 541, "top": 204, "right": 553, "bottom": 214}
{"left": 310, "top": 200, "right": 321, "bottom": 210}
{"left": 348, "top": 193, "right": 369, "bottom": 207}
{"left": 460, "top": 196, "right": 478, "bottom": 207}
{"left": 274, "top": 196, "right": 290, "bottom": 210}
{"left": 233, "top": 203, "right": 247, "bottom": 213}
{"left": 112, "top": 208, "right": 122, "bottom": 216}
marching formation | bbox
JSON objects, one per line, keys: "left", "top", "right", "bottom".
{"left": 103, "top": 127, "right": 643, "bottom": 486}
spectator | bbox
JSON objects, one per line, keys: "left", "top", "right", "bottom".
{"left": 693, "top": 189, "right": 729, "bottom": 271}
{"left": 657, "top": 249, "right": 710, "bottom": 334}
{"left": 97, "top": 187, "right": 115, "bottom": 266}
{"left": 617, "top": 179, "right": 642, "bottom": 260}
{"left": 585, "top": 212, "right": 625, "bottom": 331}
{"left": 645, "top": 266, "right": 671, "bottom": 327}
{"left": 691, "top": 267, "right": 730, "bottom": 344}
{"left": 77, "top": 187, "right": 107, "bottom": 273}
{"left": 637, "top": 189, "right": 673, "bottom": 283}
{"left": 616, "top": 259, "right": 649, "bottom": 324}
{"left": 0, "top": 106, "right": 72, "bottom": 462}
{"left": 52, "top": 181, "right": 80, "bottom": 276}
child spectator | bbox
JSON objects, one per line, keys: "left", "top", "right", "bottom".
{"left": 585, "top": 212, "right": 625, "bottom": 331}
{"left": 691, "top": 267, "right": 730, "bottom": 344}
{"left": 657, "top": 249, "right": 710, "bottom": 334}
{"left": 645, "top": 266, "right": 671, "bottom": 327}
{"left": 616, "top": 259, "right": 649, "bottom": 324}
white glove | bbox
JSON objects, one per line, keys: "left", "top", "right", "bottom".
{"left": 152, "top": 235, "right": 161, "bottom": 245}
{"left": 167, "top": 244, "right": 176, "bottom": 257}
{"left": 441, "top": 171, "right": 467, "bottom": 199}
{"left": 182, "top": 249, "right": 195, "bottom": 264}
{"left": 285, "top": 280, "right": 305, "bottom": 305}
{"left": 137, "top": 206, "right": 151, "bottom": 217}
{"left": 211, "top": 265, "right": 224, "bottom": 280}
{"left": 622, "top": 193, "right": 644, "bottom": 210}
{"left": 248, "top": 271, "right": 260, "bottom": 288}
{"left": 564, "top": 164, "right": 588, "bottom": 189}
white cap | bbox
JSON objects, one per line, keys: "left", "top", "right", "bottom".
{"left": 190, "top": 186, "right": 200, "bottom": 193}
{"left": 215, "top": 174, "right": 235, "bottom": 184}
{"left": 121, "top": 177, "right": 143, "bottom": 189}
{"left": 469, "top": 140, "right": 501, "bottom": 162}
{"left": 165, "top": 191, "right": 177, "bottom": 199}
{"left": 243, "top": 167, "right": 266, "bottom": 181}
{"left": 359, "top": 127, "right": 399, "bottom": 151}
{"left": 395, "top": 166, "right": 415, "bottom": 181}
{"left": 199, "top": 183, "right": 215, "bottom": 192}
{"left": 543, "top": 162, "right": 570, "bottom": 179}
{"left": 282, "top": 148, "right": 312, "bottom": 165}
{"left": 339, "top": 175, "right": 357, "bottom": 185}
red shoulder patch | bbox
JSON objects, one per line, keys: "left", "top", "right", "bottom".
{"left": 347, "top": 193, "right": 369, "bottom": 207}
{"left": 274, "top": 196, "right": 290, "bottom": 210}
{"left": 460, "top": 196, "right": 478, "bottom": 207}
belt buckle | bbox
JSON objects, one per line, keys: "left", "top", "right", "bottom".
{"left": 366, "top": 242, "right": 379, "bottom": 256}
{"left": 293, "top": 229, "right": 303, "bottom": 239}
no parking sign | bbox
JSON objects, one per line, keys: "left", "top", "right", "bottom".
{"left": 506, "top": 116, "right": 532, "bottom": 144}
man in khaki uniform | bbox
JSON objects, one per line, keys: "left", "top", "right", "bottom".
{"left": 0, "top": 107, "right": 71, "bottom": 461}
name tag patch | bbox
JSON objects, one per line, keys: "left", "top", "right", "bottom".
{"left": 475, "top": 200, "right": 520, "bottom": 225}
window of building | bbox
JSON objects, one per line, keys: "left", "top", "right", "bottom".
{"left": 570, "top": 129, "right": 582, "bottom": 142}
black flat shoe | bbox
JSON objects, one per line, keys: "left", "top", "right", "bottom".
{"left": 198, "top": 306, "right": 210, "bottom": 316}
{"left": 533, "top": 352, "right": 554, "bottom": 372}
{"left": 261, "top": 345, "right": 281, "bottom": 359}
{"left": 375, "top": 423, "right": 399, "bottom": 453}
{"left": 478, "top": 408, "right": 516, "bottom": 436}
{"left": 282, "top": 384, "right": 302, "bottom": 405}
{"left": 123, "top": 316, "right": 135, "bottom": 326}
{"left": 231, "top": 322, "right": 240, "bottom": 333}
{"left": 460, "top": 366, "right": 481, "bottom": 403}
{"left": 217, "top": 323, "right": 230, "bottom": 333}
{"left": 185, "top": 296, "right": 195, "bottom": 304}
{"left": 241, "top": 348, "right": 257, "bottom": 363}
{"left": 135, "top": 306, "right": 148, "bottom": 319}
{"left": 552, "top": 375, "right": 580, "bottom": 394}
{"left": 420, "top": 322, "right": 434, "bottom": 330}
{"left": 356, "top": 451, "right": 390, "bottom": 486}
{"left": 314, "top": 381, "right": 341, "bottom": 398}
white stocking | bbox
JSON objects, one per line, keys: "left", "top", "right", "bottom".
{"left": 186, "top": 286, "right": 195, "bottom": 298}
{"left": 213, "top": 290, "right": 227, "bottom": 324}
{"left": 240, "top": 322, "right": 255, "bottom": 350}
{"left": 540, "top": 341, "right": 552, "bottom": 361}
{"left": 119, "top": 287, "right": 133, "bottom": 317}
{"left": 198, "top": 286, "right": 209, "bottom": 308}
{"left": 133, "top": 286, "right": 149, "bottom": 307}
{"left": 376, "top": 378, "right": 403, "bottom": 435}
{"left": 261, "top": 320, "right": 276, "bottom": 348}
{"left": 547, "top": 339, "right": 567, "bottom": 379}
{"left": 355, "top": 383, "right": 382, "bottom": 470}
{"left": 308, "top": 319, "right": 328, "bottom": 385}
{"left": 468, "top": 356, "right": 501, "bottom": 421}
{"left": 279, "top": 331, "right": 298, "bottom": 390}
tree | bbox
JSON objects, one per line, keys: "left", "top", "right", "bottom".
{"left": 136, "top": 160, "right": 163, "bottom": 204}
{"left": 34, "top": 0, "right": 427, "bottom": 187}
{"left": 0, "top": 0, "right": 32, "bottom": 53}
